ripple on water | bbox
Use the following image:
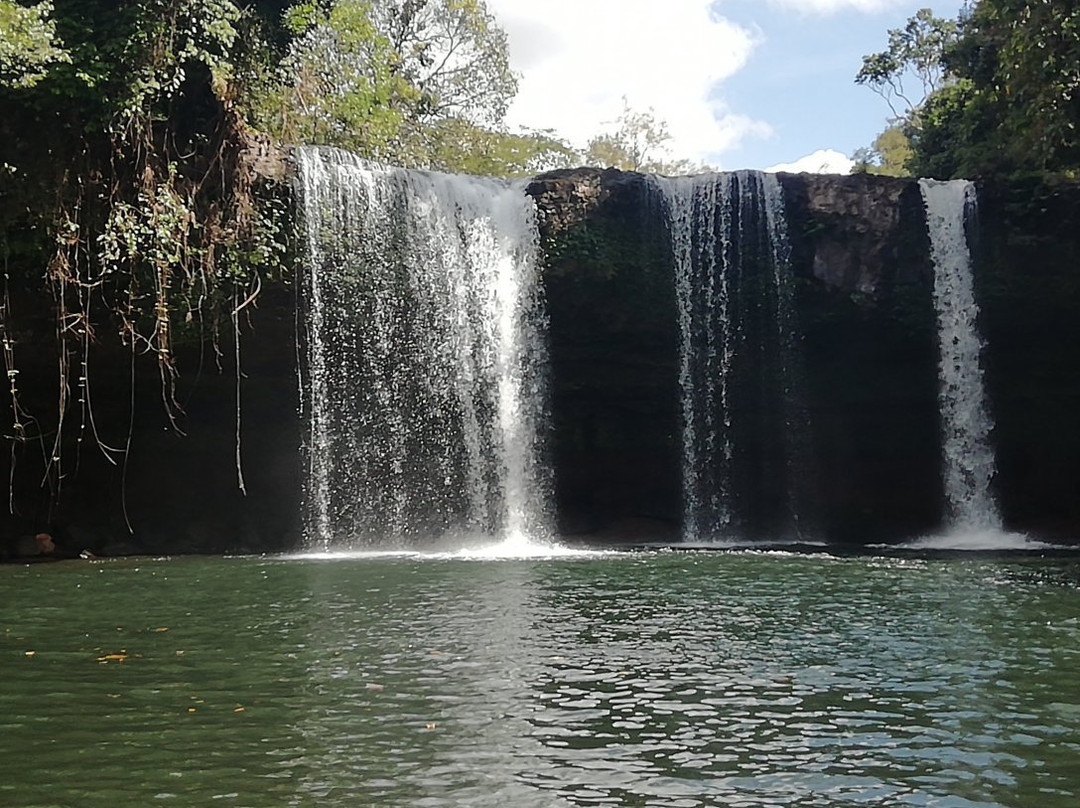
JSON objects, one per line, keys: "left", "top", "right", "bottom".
{"left": 1, "top": 550, "right": 1079, "bottom": 807}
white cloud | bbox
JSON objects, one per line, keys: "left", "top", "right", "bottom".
{"left": 766, "top": 0, "right": 905, "bottom": 13}
{"left": 765, "top": 149, "right": 854, "bottom": 174}
{"left": 486, "top": 0, "right": 768, "bottom": 166}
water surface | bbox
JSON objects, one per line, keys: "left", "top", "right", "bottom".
{"left": 3, "top": 550, "right": 1079, "bottom": 807}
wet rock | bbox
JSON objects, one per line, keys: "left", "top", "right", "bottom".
{"left": 4, "top": 532, "right": 56, "bottom": 561}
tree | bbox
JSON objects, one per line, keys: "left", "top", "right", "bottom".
{"left": 923, "top": 0, "right": 1080, "bottom": 176}
{"left": 851, "top": 124, "right": 914, "bottom": 176}
{"left": 259, "top": 1, "right": 414, "bottom": 160}
{"left": 370, "top": 0, "right": 516, "bottom": 126}
{"left": 0, "top": 1, "right": 69, "bottom": 89}
{"left": 584, "top": 99, "right": 706, "bottom": 175}
{"left": 853, "top": 7, "right": 958, "bottom": 177}
{"left": 262, "top": 0, "right": 519, "bottom": 168}
{"left": 860, "top": 2, "right": 1080, "bottom": 178}
{"left": 427, "top": 119, "right": 579, "bottom": 177}
{"left": 855, "top": 7, "right": 959, "bottom": 128}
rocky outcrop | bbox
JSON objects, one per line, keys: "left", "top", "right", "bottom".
{"left": 242, "top": 131, "right": 291, "bottom": 182}
{"left": 530, "top": 168, "right": 935, "bottom": 304}
{"left": 781, "top": 172, "right": 921, "bottom": 297}
{"left": 527, "top": 167, "right": 641, "bottom": 238}
{"left": 526, "top": 169, "right": 680, "bottom": 536}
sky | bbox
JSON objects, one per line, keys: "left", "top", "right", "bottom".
{"left": 484, "top": 0, "right": 966, "bottom": 173}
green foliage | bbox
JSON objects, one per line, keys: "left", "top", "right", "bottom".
{"left": 916, "top": 0, "right": 1080, "bottom": 177}
{"left": 584, "top": 99, "right": 706, "bottom": 176}
{"left": 373, "top": 0, "right": 516, "bottom": 126}
{"left": 860, "top": 2, "right": 1080, "bottom": 178}
{"left": 855, "top": 8, "right": 959, "bottom": 125}
{"left": 427, "top": 119, "right": 578, "bottom": 177}
{"left": 909, "top": 79, "right": 996, "bottom": 178}
{"left": 126, "top": 0, "right": 240, "bottom": 114}
{"left": 853, "top": 7, "right": 958, "bottom": 176}
{"left": 14, "top": 1, "right": 243, "bottom": 126}
{"left": 0, "top": 1, "right": 69, "bottom": 89}
{"left": 255, "top": 0, "right": 411, "bottom": 160}
{"left": 257, "top": 0, "right": 521, "bottom": 170}
{"left": 0, "top": 0, "right": 293, "bottom": 496}
{"left": 851, "top": 124, "right": 914, "bottom": 177}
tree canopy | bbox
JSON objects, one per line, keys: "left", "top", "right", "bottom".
{"left": 851, "top": 124, "right": 914, "bottom": 177}
{"left": 583, "top": 99, "right": 707, "bottom": 176}
{"left": 256, "top": 0, "right": 542, "bottom": 168}
{"left": 852, "top": 7, "right": 958, "bottom": 176}
{"left": 855, "top": 8, "right": 958, "bottom": 126}
{"left": 0, "top": 1, "right": 68, "bottom": 89}
{"left": 0, "top": 0, "right": 584, "bottom": 501}
{"left": 856, "top": 1, "right": 1080, "bottom": 179}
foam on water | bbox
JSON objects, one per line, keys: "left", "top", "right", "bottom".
{"left": 899, "top": 529, "right": 1051, "bottom": 551}
{"left": 284, "top": 539, "right": 610, "bottom": 562}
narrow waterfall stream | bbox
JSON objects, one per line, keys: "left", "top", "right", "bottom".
{"left": 921, "top": 179, "right": 1002, "bottom": 533}
{"left": 654, "top": 172, "right": 807, "bottom": 543}
{"left": 295, "top": 147, "right": 550, "bottom": 550}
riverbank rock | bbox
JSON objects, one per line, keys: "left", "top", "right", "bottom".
{"left": 2, "top": 532, "right": 55, "bottom": 561}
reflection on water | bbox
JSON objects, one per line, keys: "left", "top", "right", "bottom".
{"left": 2, "top": 551, "right": 1080, "bottom": 807}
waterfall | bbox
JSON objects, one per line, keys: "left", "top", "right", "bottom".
{"left": 295, "top": 147, "right": 550, "bottom": 550}
{"left": 920, "top": 179, "right": 1002, "bottom": 532}
{"left": 654, "top": 172, "right": 807, "bottom": 542}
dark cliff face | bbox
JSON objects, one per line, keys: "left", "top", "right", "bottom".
{"left": 0, "top": 283, "right": 301, "bottom": 558}
{"left": 789, "top": 172, "right": 1080, "bottom": 542}
{"left": 973, "top": 178, "right": 1080, "bottom": 540}
{"left": 526, "top": 169, "right": 680, "bottom": 538}
{"left": 781, "top": 172, "right": 942, "bottom": 542}
{"left": 529, "top": 168, "right": 1080, "bottom": 544}
{"left": 527, "top": 168, "right": 943, "bottom": 542}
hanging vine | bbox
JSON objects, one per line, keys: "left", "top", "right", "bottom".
{"left": 0, "top": 1, "right": 289, "bottom": 524}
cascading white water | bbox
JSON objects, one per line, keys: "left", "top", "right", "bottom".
{"left": 654, "top": 171, "right": 805, "bottom": 543}
{"left": 920, "top": 179, "right": 1002, "bottom": 532}
{"left": 659, "top": 174, "right": 733, "bottom": 537}
{"left": 296, "top": 147, "right": 550, "bottom": 550}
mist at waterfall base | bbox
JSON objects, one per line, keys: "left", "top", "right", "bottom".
{"left": 296, "top": 152, "right": 1040, "bottom": 553}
